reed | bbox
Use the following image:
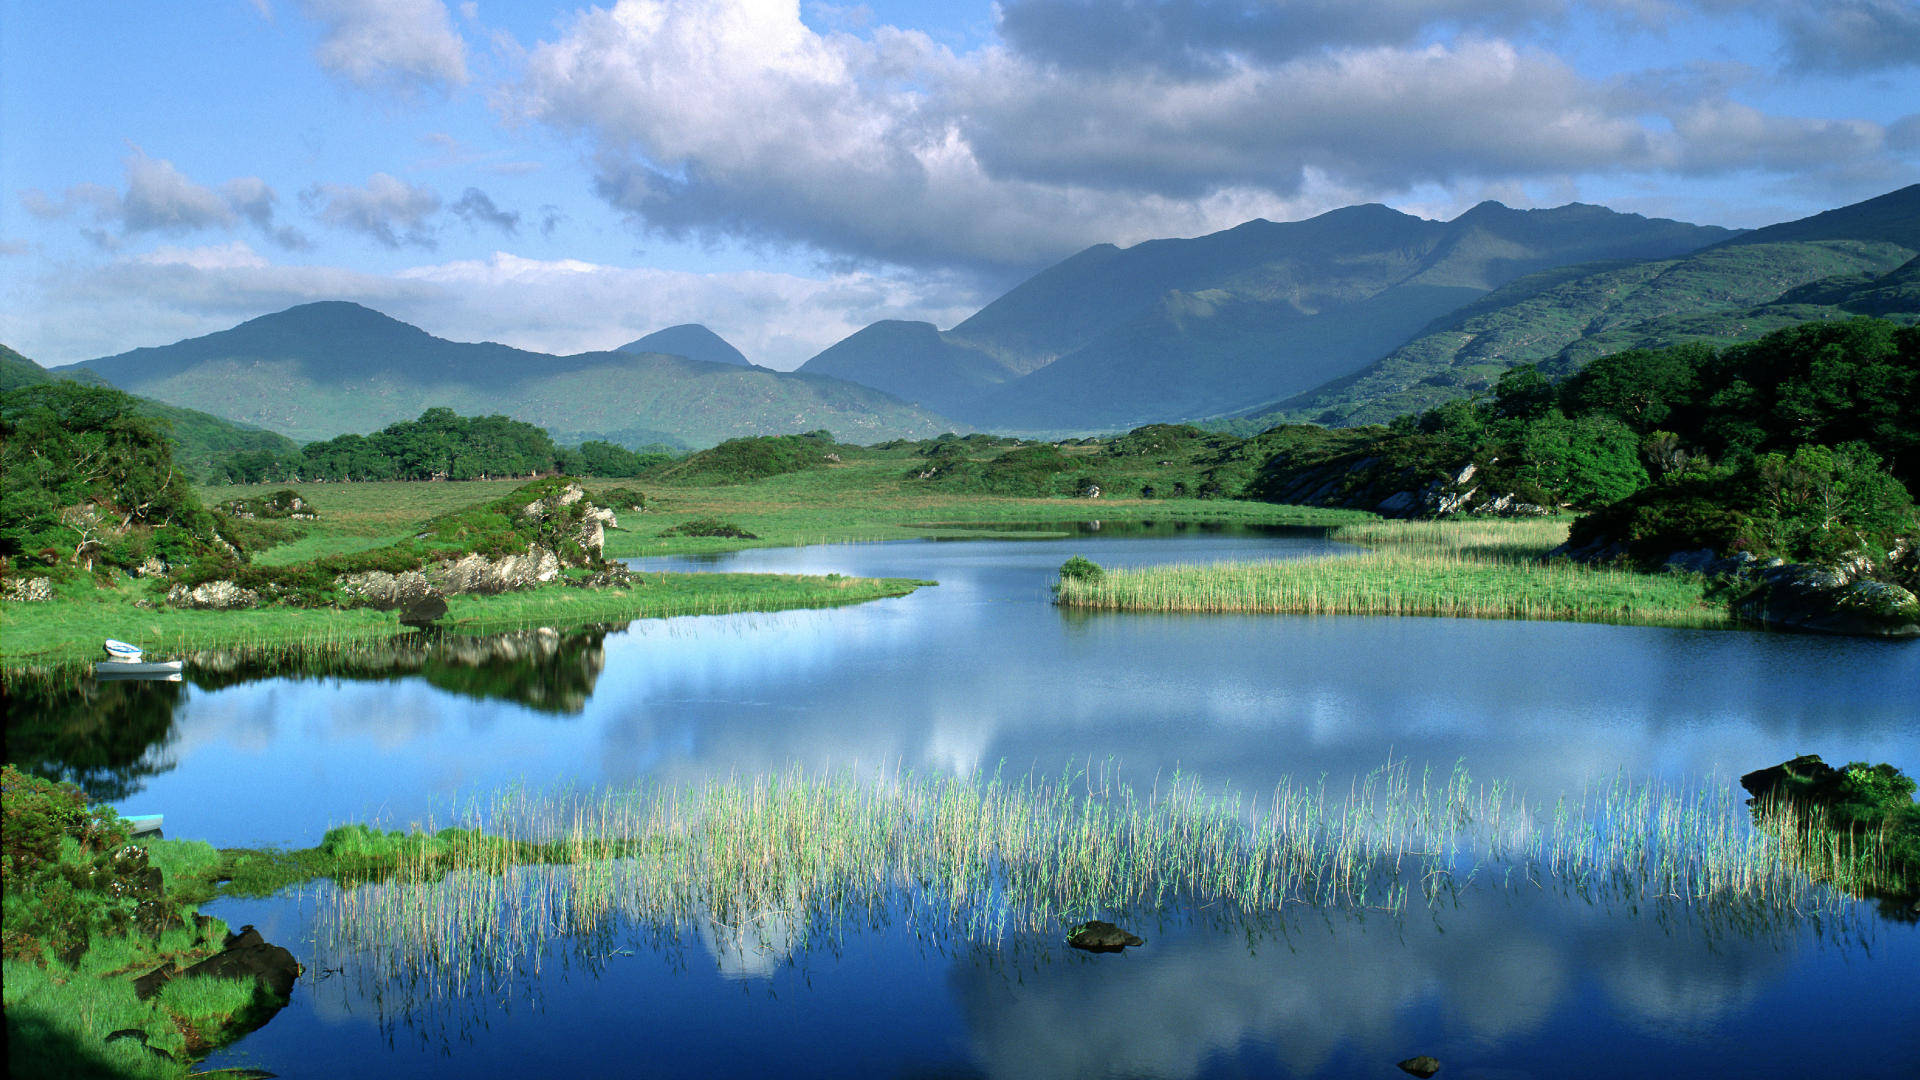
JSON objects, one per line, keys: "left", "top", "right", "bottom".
{"left": 1054, "top": 547, "right": 1726, "bottom": 627}
{"left": 310, "top": 760, "right": 1897, "bottom": 1004}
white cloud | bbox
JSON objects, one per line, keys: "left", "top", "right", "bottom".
{"left": 506, "top": 0, "right": 1911, "bottom": 275}
{"left": 299, "top": 0, "right": 469, "bottom": 94}
{"left": 20, "top": 149, "right": 304, "bottom": 249}
{"left": 300, "top": 173, "right": 443, "bottom": 248}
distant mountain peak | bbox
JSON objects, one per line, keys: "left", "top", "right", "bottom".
{"left": 617, "top": 323, "right": 754, "bottom": 367}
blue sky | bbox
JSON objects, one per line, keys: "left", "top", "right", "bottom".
{"left": 3, "top": 0, "right": 1915, "bottom": 369}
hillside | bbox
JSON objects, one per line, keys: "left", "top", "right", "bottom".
{"left": 800, "top": 200, "right": 1734, "bottom": 431}
{"left": 3, "top": 343, "right": 298, "bottom": 477}
{"left": 58, "top": 303, "right": 962, "bottom": 448}
{"left": 1233, "top": 185, "right": 1920, "bottom": 428}
{"left": 617, "top": 324, "right": 755, "bottom": 368}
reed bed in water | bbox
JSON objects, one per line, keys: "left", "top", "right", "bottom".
{"left": 1054, "top": 548, "right": 1727, "bottom": 627}
{"left": 316, "top": 761, "right": 1897, "bottom": 998}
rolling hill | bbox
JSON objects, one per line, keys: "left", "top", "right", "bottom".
{"left": 56, "top": 303, "right": 962, "bottom": 449}
{"left": 1236, "top": 185, "right": 1920, "bottom": 427}
{"left": 800, "top": 200, "right": 1735, "bottom": 430}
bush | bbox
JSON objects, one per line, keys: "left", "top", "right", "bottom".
{"left": 1058, "top": 556, "right": 1104, "bottom": 583}
{"left": 1, "top": 766, "right": 138, "bottom": 963}
{"left": 660, "top": 517, "right": 757, "bottom": 539}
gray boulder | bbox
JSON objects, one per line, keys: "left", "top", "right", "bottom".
{"left": 166, "top": 580, "right": 260, "bottom": 610}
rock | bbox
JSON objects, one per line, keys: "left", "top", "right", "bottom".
{"left": 2, "top": 576, "right": 55, "bottom": 602}
{"left": 1733, "top": 563, "right": 1920, "bottom": 637}
{"left": 131, "top": 557, "right": 168, "bottom": 578}
{"left": 134, "top": 924, "right": 301, "bottom": 1004}
{"left": 430, "top": 546, "right": 562, "bottom": 595}
{"left": 1082, "top": 484, "right": 1102, "bottom": 498}
{"left": 1065, "top": 920, "right": 1144, "bottom": 952}
{"left": 335, "top": 569, "right": 437, "bottom": 609}
{"left": 166, "top": 580, "right": 260, "bottom": 610}
{"left": 1376, "top": 491, "right": 1416, "bottom": 515}
{"left": 1397, "top": 1055, "right": 1441, "bottom": 1077}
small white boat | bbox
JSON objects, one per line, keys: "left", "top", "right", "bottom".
{"left": 125, "top": 814, "right": 164, "bottom": 836}
{"left": 104, "top": 638, "right": 143, "bottom": 661}
{"left": 94, "top": 659, "right": 185, "bottom": 680}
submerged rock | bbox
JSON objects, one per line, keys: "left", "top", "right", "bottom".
{"left": 1732, "top": 563, "right": 1920, "bottom": 637}
{"left": 1065, "top": 920, "right": 1144, "bottom": 952}
{"left": 1397, "top": 1055, "right": 1441, "bottom": 1077}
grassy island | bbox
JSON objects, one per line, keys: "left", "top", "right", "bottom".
{"left": 1055, "top": 518, "right": 1729, "bottom": 627}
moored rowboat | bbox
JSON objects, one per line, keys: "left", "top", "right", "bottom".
{"left": 104, "top": 638, "right": 144, "bottom": 661}
{"left": 125, "top": 814, "right": 164, "bottom": 836}
{"left": 94, "top": 659, "right": 185, "bottom": 679}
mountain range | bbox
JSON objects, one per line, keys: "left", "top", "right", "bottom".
{"left": 799, "top": 199, "right": 1741, "bottom": 430}
{"left": 22, "top": 185, "right": 1919, "bottom": 450}
{"left": 51, "top": 303, "right": 957, "bottom": 448}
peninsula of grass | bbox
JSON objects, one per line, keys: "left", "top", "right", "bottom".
{"left": 0, "top": 570, "right": 927, "bottom": 666}
{"left": 1055, "top": 517, "right": 1730, "bottom": 628}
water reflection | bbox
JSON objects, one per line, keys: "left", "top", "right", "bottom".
{"left": 276, "top": 875, "right": 1907, "bottom": 1080}
{"left": 186, "top": 624, "right": 620, "bottom": 715}
{"left": 1, "top": 671, "right": 181, "bottom": 801}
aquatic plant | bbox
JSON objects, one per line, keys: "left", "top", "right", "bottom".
{"left": 310, "top": 759, "right": 1899, "bottom": 1006}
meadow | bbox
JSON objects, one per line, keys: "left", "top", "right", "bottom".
{"left": 1056, "top": 517, "right": 1729, "bottom": 628}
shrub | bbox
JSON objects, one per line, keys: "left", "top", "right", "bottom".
{"left": 1, "top": 766, "right": 138, "bottom": 963}
{"left": 660, "top": 517, "right": 758, "bottom": 539}
{"left": 1058, "top": 556, "right": 1104, "bottom": 583}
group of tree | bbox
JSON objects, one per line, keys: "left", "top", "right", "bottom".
{"left": 1394, "top": 317, "right": 1918, "bottom": 570}
{"left": 0, "top": 382, "right": 223, "bottom": 574}
{"left": 211, "top": 408, "right": 668, "bottom": 483}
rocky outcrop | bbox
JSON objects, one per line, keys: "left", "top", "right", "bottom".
{"left": 2, "top": 576, "right": 54, "bottom": 602}
{"left": 166, "top": 580, "right": 260, "bottom": 610}
{"left": 1261, "top": 457, "right": 1551, "bottom": 520}
{"left": 1548, "top": 541, "right": 1920, "bottom": 638}
{"left": 1732, "top": 563, "right": 1920, "bottom": 637}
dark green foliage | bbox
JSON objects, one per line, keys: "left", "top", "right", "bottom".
{"left": 0, "top": 382, "right": 220, "bottom": 576}
{"left": 230, "top": 407, "right": 562, "bottom": 483}
{"left": 1058, "top": 556, "right": 1104, "bottom": 583}
{"left": 912, "top": 443, "right": 1094, "bottom": 496}
{"left": 660, "top": 518, "right": 757, "bottom": 539}
{"left": 650, "top": 431, "right": 841, "bottom": 486}
{"left": 555, "top": 440, "right": 667, "bottom": 478}
{"left": 1515, "top": 413, "right": 1648, "bottom": 510}
{"left": 1741, "top": 754, "right": 1920, "bottom": 895}
{"left": 1, "top": 765, "right": 137, "bottom": 963}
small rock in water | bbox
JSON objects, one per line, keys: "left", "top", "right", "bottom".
{"left": 1065, "top": 920, "right": 1144, "bottom": 952}
{"left": 1397, "top": 1055, "right": 1441, "bottom": 1077}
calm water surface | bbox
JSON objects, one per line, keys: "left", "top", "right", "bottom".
{"left": 10, "top": 526, "right": 1918, "bottom": 1078}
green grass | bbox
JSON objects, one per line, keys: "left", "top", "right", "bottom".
{"left": 1055, "top": 517, "right": 1728, "bottom": 628}
{"left": 305, "top": 760, "right": 1898, "bottom": 1006}
{"left": 0, "top": 570, "right": 927, "bottom": 665}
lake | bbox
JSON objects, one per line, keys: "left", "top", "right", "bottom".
{"left": 10, "top": 525, "right": 1919, "bottom": 1078}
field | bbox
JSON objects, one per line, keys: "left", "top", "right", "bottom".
{"left": 1056, "top": 516, "right": 1729, "bottom": 627}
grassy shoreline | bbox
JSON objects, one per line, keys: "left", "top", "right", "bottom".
{"left": 0, "top": 571, "right": 929, "bottom": 666}
{"left": 1057, "top": 517, "right": 1731, "bottom": 628}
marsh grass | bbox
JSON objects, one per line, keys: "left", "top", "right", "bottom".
{"left": 1054, "top": 548, "right": 1725, "bottom": 626}
{"left": 312, "top": 761, "right": 1896, "bottom": 1004}
{"left": 1053, "top": 517, "right": 1726, "bottom": 627}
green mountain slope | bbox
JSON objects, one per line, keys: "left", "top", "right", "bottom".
{"left": 4, "top": 343, "right": 298, "bottom": 476}
{"left": 58, "top": 303, "right": 962, "bottom": 448}
{"left": 1234, "top": 184, "right": 1920, "bottom": 428}
{"left": 802, "top": 200, "right": 1733, "bottom": 431}
{"left": 1, "top": 345, "right": 54, "bottom": 390}
{"left": 616, "top": 324, "right": 755, "bottom": 368}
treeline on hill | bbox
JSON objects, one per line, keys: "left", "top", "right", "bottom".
{"left": 212, "top": 407, "right": 670, "bottom": 483}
